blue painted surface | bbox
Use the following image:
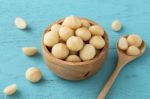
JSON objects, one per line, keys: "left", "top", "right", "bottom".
{"left": 0, "top": 0, "right": 150, "bottom": 99}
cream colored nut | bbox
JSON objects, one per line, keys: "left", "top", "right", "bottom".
{"left": 66, "top": 36, "right": 84, "bottom": 51}
{"left": 43, "top": 31, "right": 59, "bottom": 47}
{"left": 15, "top": 17, "right": 27, "bottom": 29}
{"left": 89, "top": 25, "right": 104, "bottom": 36}
{"left": 51, "top": 24, "right": 62, "bottom": 32}
{"left": 26, "top": 67, "right": 42, "bottom": 83}
{"left": 79, "top": 44, "right": 96, "bottom": 61}
{"left": 118, "top": 37, "right": 128, "bottom": 50}
{"left": 75, "top": 27, "right": 91, "bottom": 41}
{"left": 81, "top": 19, "right": 90, "bottom": 28}
{"left": 51, "top": 43, "right": 69, "bottom": 59}
{"left": 111, "top": 20, "right": 122, "bottom": 32}
{"left": 3, "top": 84, "right": 17, "bottom": 96}
{"left": 22, "top": 47, "right": 37, "bottom": 56}
{"left": 126, "top": 46, "right": 140, "bottom": 56}
{"left": 127, "top": 34, "right": 142, "bottom": 47}
{"left": 59, "top": 26, "right": 74, "bottom": 41}
{"left": 62, "top": 16, "right": 81, "bottom": 29}
{"left": 89, "top": 36, "right": 105, "bottom": 49}
{"left": 66, "top": 55, "right": 81, "bottom": 62}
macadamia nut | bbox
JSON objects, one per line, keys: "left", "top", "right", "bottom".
{"left": 66, "top": 36, "right": 84, "bottom": 51}
{"left": 51, "top": 24, "right": 62, "bottom": 32}
{"left": 81, "top": 19, "right": 90, "bottom": 28}
{"left": 62, "top": 16, "right": 81, "bottom": 29}
{"left": 111, "top": 20, "right": 122, "bottom": 32}
{"left": 3, "top": 84, "right": 17, "bottom": 96}
{"left": 59, "top": 26, "right": 74, "bottom": 41}
{"left": 52, "top": 43, "right": 69, "bottom": 59}
{"left": 75, "top": 27, "right": 91, "bottom": 41}
{"left": 118, "top": 37, "right": 128, "bottom": 50}
{"left": 44, "top": 31, "right": 59, "bottom": 47}
{"left": 25, "top": 67, "right": 42, "bottom": 83}
{"left": 15, "top": 17, "right": 27, "bottom": 29}
{"left": 22, "top": 47, "right": 37, "bottom": 56}
{"left": 80, "top": 44, "right": 96, "bottom": 61}
{"left": 126, "top": 46, "right": 140, "bottom": 56}
{"left": 66, "top": 55, "right": 81, "bottom": 62}
{"left": 90, "top": 36, "right": 105, "bottom": 49}
{"left": 127, "top": 34, "right": 142, "bottom": 47}
{"left": 89, "top": 25, "right": 104, "bottom": 36}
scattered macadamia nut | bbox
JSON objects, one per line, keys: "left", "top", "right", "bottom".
{"left": 51, "top": 24, "right": 62, "bottom": 32}
{"left": 59, "top": 26, "right": 74, "bottom": 41}
{"left": 127, "top": 34, "right": 142, "bottom": 47}
{"left": 118, "top": 37, "right": 128, "bottom": 50}
{"left": 81, "top": 19, "right": 90, "bottom": 28}
{"left": 62, "top": 16, "right": 81, "bottom": 29}
{"left": 52, "top": 43, "right": 69, "bottom": 59}
{"left": 126, "top": 46, "right": 140, "bottom": 56}
{"left": 26, "top": 67, "right": 42, "bottom": 83}
{"left": 66, "top": 55, "right": 81, "bottom": 62}
{"left": 44, "top": 31, "right": 59, "bottom": 47}
{"left": 22, "top": 47, "right": 37, "bottom": 56}
{"left": 3, "top": 84, "right": 17, "bottom": 96}
{"left": 89, "top": 25, "right": 104, "bottom": 36}
{"left": 15, "top": 17, "right": 27, "bottom": 29}
{"left": 111, "top": 20, "right": 122, "bottom": 32}
{"left": 80, "top": 44, "right": 96, "bottom": 61}
{"left": 90, "top": 36, "right": 105, "bottom": 49}
{"left": 75, "top": 27, "right": 91, "bottom": 41}
{"left": 66, "top": 36, "right": 84, "bottom": 51}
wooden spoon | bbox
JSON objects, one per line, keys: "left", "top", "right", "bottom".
{"left": 97, "top": 37, "right": 146, "bottom": 99}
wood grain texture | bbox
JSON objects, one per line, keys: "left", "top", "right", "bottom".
{"left": 0, "top": 0, "right": 150, "bottom": 99}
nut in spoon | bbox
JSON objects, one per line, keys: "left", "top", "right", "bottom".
{"left": 97, "top": 35, "right": 146, "bottom": 99}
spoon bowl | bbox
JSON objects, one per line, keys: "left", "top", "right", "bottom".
{"left": 117, "top": 38, "right": 146, "bottom": 68}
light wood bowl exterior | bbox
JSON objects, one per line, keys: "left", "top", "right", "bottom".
{"left": 41, "top": 18, "right": 109, "bottom": 80}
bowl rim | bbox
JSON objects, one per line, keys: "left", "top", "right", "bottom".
{"left": 41, "top": 17, "right": 109, "bottom": 66}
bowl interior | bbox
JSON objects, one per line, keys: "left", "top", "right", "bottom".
{"left": 42, "top": 17, "right": 109, "bottom": 66}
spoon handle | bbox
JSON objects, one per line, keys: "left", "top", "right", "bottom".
{"left": 97, "top": 63, "right": 123, "bottom": 99}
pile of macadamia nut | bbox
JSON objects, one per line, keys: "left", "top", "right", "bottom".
{"left": 118, "top": 34, "right": 143, "bottom": 56}
{"left": 43, "top": 16, "right": 106, "bottom": 62}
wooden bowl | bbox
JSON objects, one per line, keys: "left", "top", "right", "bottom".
{"left": 41, "top": 17, "right": 109, "bottom": 80}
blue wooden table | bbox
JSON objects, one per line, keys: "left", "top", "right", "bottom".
{"left": 0, "top": 0, "right": 150, "bottom": 99}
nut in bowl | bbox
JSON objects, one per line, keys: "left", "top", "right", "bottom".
{"left": 41, "top": 16, "right": 109, "bottom": 80}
